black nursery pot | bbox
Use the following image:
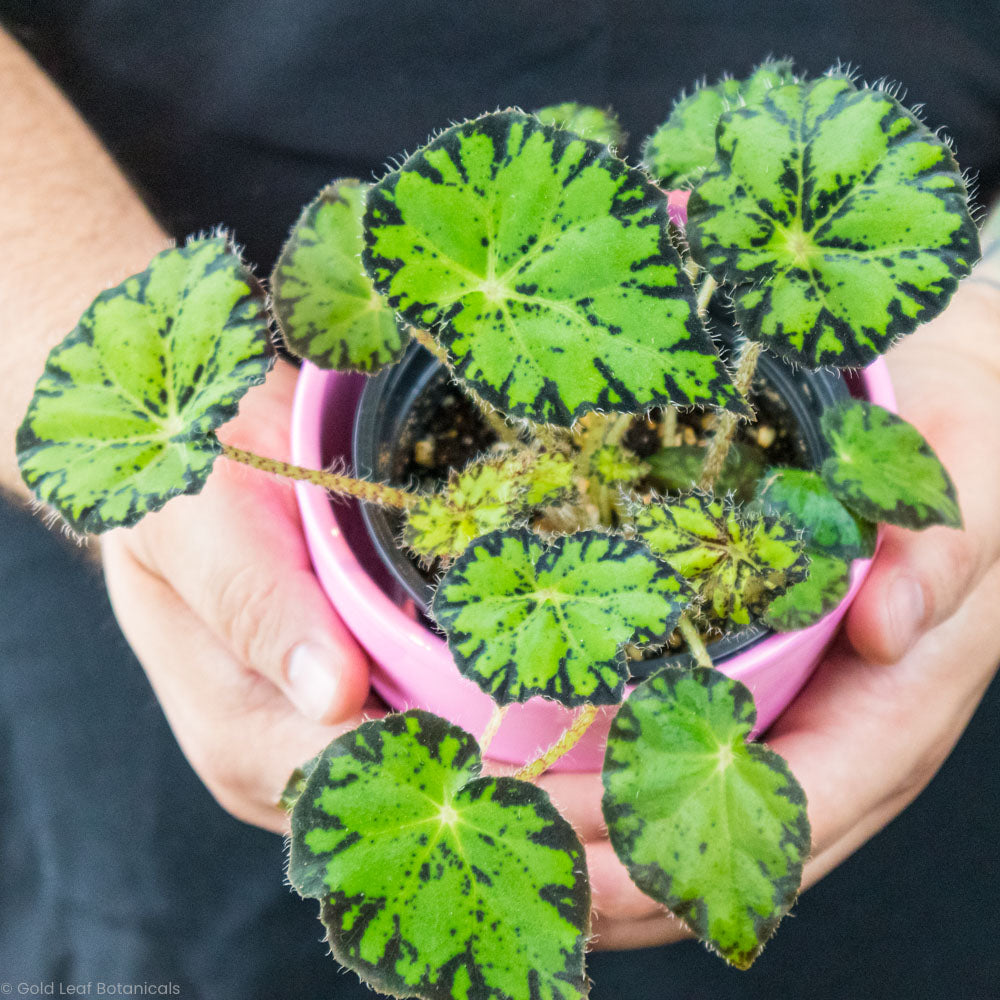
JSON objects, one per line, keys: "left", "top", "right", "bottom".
{"left": 352, "top": 331, "right": 849, "bottom": 678}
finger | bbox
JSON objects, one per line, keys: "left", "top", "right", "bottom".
{"left": 535, "top": 770, "right": 607, "bottom": 842}
{"left": 118, "top": 378, "right": 370, "bottom": 725}
{"left": 772, "top": 557, "right": 1000, "bottom": 871}
{"left": 589, "top": 910, "right": 690, "bottom": 952}
{"left": 847, "top": 340, "right": 1000, "bottom": 663}
{"left": 103, "top": 537, "right": 382, "bottom": 832}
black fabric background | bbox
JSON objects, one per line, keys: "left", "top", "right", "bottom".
{"left": 2, "top": 3, "right": 999, "bottom": 997}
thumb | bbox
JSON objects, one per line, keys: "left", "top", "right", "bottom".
{"left": 126, "top": 455, "right": 371, "bottom": 724}
{"left": 845, "top": 522, "right": 983, "bottom": 663}
{"left": 846, "top": 348, "right": 1000, "bottom": 663}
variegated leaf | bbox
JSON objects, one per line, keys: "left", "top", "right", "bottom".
{"left": 16, "top": 237, "right": 271, "bottom": 533}
{"left": 363, "top": 111, "right": 743, "bottom": 426}
{"left": 603, "top": 667, "right": 810, "bottom": 969}
{"left": 687, "top": 77, "right": 979, "bottom": 368}
{"left": 632, "top": 493, "right": 808, "bottom": 626}
{"left": 820, "top": 400, "right": 961, "bottom": 528}
{"left": 289, "top": 711, "right": 589, "bottom": 1000}
{"left": 272, "top": 178, "right": 408, "bottom": 372}
{"left": 643, "top": 59, "right": 796, "bottom": 187}
{"left": 432, "top": 529, "right": 692, "bottom": 706}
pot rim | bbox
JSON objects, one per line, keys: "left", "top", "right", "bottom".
{"left": 291, "top": 356, "right": 896, "bottom": 695}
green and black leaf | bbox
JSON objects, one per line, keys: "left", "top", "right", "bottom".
{"left": 686, "top": 76, "right": 979, "bottom": 368}
{"left": 289, "top": 711, "right": 590, "bottom": 1000}
{"left": 602, "top": 667, "right": 810, "bottom": 969}
{"left": 16, "top": 236, "right": 272, "bottom": 534}
{"left": 432, "top": 528, "right": 692, "bottom": 706}
{"left": 631, "top": 492, "right": 809, "bottom": 628}
{"left": 272, "top": 178, "right": 408, "bottom": 373}
{"left": 363, "top": 110, "right": 745, "bottom": 426}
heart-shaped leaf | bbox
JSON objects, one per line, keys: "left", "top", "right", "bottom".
{"left": 643, "top": 59, "right": 796, "bottom": 187}
{"left": 632, "top": 493, "right": 809, "bottom": 626}
{"left": 602, "top": 667, "right": 810, "bottom": 968}
{"left": 687, "top": 76, "right": 979, "bottom": 368}
{"left": 16, "top": 237, "right": 271, "bottom": 533}
{"left": 820, "top": 399, "right": 961, "bottom": 528}
{"left": 289, "top": 711, "right": 590, "bottom": 1000}
{"left": 432, "top": 529, "right": 692, "bottom": 706}
{"left": 756, "top": 467, "right": 876, "bottom": 559}
{"left": 534, "top": 102, "right": 624, "bottom": 149}
{"left": 363, "top": 111, "right": 743, "bottom": 426}
{"left": 762, "top": 550, "right": 851, "bottom": 631}
{"left": 272, "top": 178, "right": 408, "bottom": 372}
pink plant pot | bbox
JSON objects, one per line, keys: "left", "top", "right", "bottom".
{"left": 291, "top": 357, "right": 895, "bottom": 770}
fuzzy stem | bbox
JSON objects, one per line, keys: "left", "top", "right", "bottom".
{"left": 409, "top": 325, "right": 448, "bottom": 364}
{"left": 605, "top": 413, "right": 634, "bottom": 448}
{"left": 479, "top": 704, "right": 509, "bottom": 756}
{"left": 696, "top": 274, "right": 718, "bottom": 316}
{"left": 410, "top": 326, "right": 519, "bottom": 444}
{"left": 659, "top": 405, "right": 678, "bottom": 447}
{"left": 677, "top": 613, "right": 713, "bottom": 671}
{"left": 514, "top": 704, "right": 599, "bottom": 782}
{"left": 222, "top": 444, "right": 417, "bottom": 509}
{"left": 697, "top": 339, "right": 763, "bottom": 492}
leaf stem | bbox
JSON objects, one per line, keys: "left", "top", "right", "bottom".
{"left": 696, "top": 274, "right": 718, "bottom": 316}
{"left": 221, "top": 443, "right": 418, "bottom": 509}
{"left": 659, "top": 405, "right": 678, "bottom": 447}
{"left": 697, "top": 339, "right": 762, "bottom": 492}
{"left": 514, "top": 704, "right": 599, "bottom": 782}
{"left": 410, "top": 326, "right": 519, "bottom": 444}
{"left": 408, "top": 325, "right": 448, "bottom": 364}
{"left": 479, "top": 704, "right": 509, "bottom": 756}
{"left": 677, "top": 613, "right": 714, "bottom": 671}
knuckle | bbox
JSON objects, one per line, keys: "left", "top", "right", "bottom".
{"left": 926, "top": 535, "right": 978, "bottom": 623}
{"left": 213, "top": 564, "right": 286, "bottom": 672}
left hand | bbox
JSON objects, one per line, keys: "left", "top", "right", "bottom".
{"left": 534, "top": 276, "right": 1000, "bottom": 950}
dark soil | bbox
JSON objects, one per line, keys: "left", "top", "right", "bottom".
{"left": 394, "top": 367, "right": 810, "bottom": 491}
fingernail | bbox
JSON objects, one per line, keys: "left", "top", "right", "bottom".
{"left": 887, "top": 576, "right": 925, "bottom": 657}
{"left": 287, "top": 642, "right": 342, "bottom": 721}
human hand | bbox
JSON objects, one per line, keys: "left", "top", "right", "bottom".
{"left": 536, "top": 275, "right": 1000, "bottom": 950}
{"left": 101, "top": 359, "right": 381, "bottom": 833}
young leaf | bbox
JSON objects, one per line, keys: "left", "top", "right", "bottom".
{"left": 756, "top": 467, "right": 876, "bottom": 559}
{"left": 642, "top": 59, "right": 796, "bottom": 187}
{"left": 687, "top": 76, "right": 979, "bottom": 368}
{"left": 602, "top": 667, "right": 810, "bottom": 969}
{"left": 432, "top": 529, "right": 692, "bottom": 706}
{"left": 762, "top": 550, "right": 851, "bottom": 631}
{"left": 820, "top": 400, "right": 961, "bottom": 528}
{"left": 590, "top": 443, "right": 648, "bottom": 487}
{"left": 515, "top": 449, "right": 577, "bottom": 507}
{"left": 403, "top": 453, "right": 531, "bottom": 562}
{"left": 631, "top": 493, "right": 809, "bottom": 626}
{"left": 16, "top": 237, "right": 271, "bottom": 533}
{"left": 363, "top": 110, "right": 744, "bottom": 426}
{"left": 289, "top": 711, "right": 589, "bottom": 1000}
{"left": 534, "top": 102, "right": 625, "bottom": 149}
{"left": 271, "top": 178, "right": 408, "bottom": 372}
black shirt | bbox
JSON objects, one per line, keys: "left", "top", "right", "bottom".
{"left": 4, "top": 0, "right": 999, "bottom": 269}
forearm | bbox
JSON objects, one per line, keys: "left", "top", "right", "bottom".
{"left": 0, "top": 27, "right": 168, "bottom": 498}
